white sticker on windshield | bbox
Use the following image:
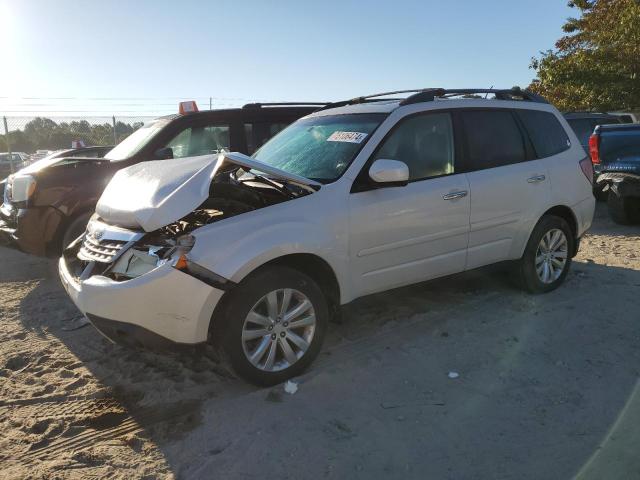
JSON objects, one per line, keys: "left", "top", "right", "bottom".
{"left": 327, "top": 131, "right": 368, "bottom": 143}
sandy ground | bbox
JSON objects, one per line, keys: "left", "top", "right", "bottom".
{"left": 1, "top": 203, "right": 639, "bottom": 480}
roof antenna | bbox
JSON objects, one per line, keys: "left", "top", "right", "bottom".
{"left": 485, "top": 86, "right": 493, "bottom": 99}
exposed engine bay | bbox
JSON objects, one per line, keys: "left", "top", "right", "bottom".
{"left": 155, "top": 169, "right": 302, "bottom": 237}
{"left": 65, "top": 167, "right": 313, "bottom": 282}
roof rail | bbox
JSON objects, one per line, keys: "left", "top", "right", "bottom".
{"left": 400, "top": 88, "right": 548, "bottom": 105}
{"left": 317, "top": 87, "right": 548, "bottom": 112}
{"left": 242, "top": 102, "right": 328, "bottom": 109}
{"left": 317, "top": 89, "right": 427, "bottom": 111}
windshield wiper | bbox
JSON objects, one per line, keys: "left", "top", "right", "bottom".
{"left": 237, "top": 170, "right": 295, "bottom": 198}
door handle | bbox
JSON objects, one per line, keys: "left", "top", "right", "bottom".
{"left": 442, "top": 191, "right": 468, "bottom": 201}
{"left": 527, "top": 174, "right": 546, "bottom": 183}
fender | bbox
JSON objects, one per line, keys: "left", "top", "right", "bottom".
{"left": 189, "top": 217, "right": 352, "bottom": 303}
{"left": 185, "top": 180, "right": 353, "bottom": 301}
{"left": 510, "top": 201, "right": 581, "bottom": 260}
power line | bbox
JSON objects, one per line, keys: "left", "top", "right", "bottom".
{"left": 0, "top": 96, "right": 255, "bottom": 101}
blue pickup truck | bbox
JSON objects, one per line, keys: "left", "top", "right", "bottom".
{"left": 591, "top": 124, "right": 640, "bottom": 224}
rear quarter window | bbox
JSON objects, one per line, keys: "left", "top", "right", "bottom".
{"left": 517, "top": 110, "right": 571, "bottom": 158}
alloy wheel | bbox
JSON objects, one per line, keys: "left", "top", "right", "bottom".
{"left": 241, "top": 288, "right": 316, "bottom": 372}
{"left": 535, "top": 228, "right": 568, "bottom": 284}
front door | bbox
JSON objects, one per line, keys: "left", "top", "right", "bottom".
{"left": 348, "top": 111, "right": 471, "bottom": 297}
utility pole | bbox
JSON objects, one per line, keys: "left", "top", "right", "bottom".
{"left": 112, "top": 116, "right": 117, "bottom": 145}
{"left": 3, "top": 116, "right": 14, "bottom": 174}
{"left": 209, "top": 97, "right": 212, "bottom": 110}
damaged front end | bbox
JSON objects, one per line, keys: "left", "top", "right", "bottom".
{"left": 64, "top": 198, "right": 257, "bottom": 282}
{"left": 63, "top": 152, "right": 320, "bottom": 283}
{"left": 58, "top": 152, "right": 322, "bottom": 348}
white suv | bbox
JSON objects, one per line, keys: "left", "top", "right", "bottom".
{"left": 59, "top": 88, "right": 595, "bottom": 385}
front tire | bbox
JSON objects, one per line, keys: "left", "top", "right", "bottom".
{"left": 514, "top": 215, "right": 574, "bottom": 294}
{"left": 216, "top": 266, "right": 328, "bottom": 386}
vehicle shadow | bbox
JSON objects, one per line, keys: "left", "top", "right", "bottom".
{"left": 1, "top": 208, "right": 639, "bottom": 478}
{"left": 588, "top": 199, "right": 640, "bottom": 237}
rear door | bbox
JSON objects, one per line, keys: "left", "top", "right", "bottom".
{"left": 460, "top": 109, "right": 550, "bottom": 269}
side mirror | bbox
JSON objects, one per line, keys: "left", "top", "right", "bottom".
{"left": 154, "top": 147, "right": 174, "bottom": 160}
{"left": 368, "top": 159, "right": 409, "bottom": 186}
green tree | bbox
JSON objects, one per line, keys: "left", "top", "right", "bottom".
{"left": 0, "top": 117, "right": 144, "bottom": 153}
{"left": 529, "top": 0, "right": 640, "bottom": 111}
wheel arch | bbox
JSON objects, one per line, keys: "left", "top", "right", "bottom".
{"left": 47, "top": 208, "right": 93, "bottom": 257}
{"left": 259, "top": 253, "right": 341, "bottom": 315}
{"left": 208, "top": 252, "right": 343, "bottom": 336}
{"left": 536, "top": 205, "right": 579, "bottom": 257}
{"left": 543, "top": 205, "right": 577, "bottom": 238}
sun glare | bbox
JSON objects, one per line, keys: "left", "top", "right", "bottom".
{"left": 0, "top": 1, "right": 18, "bottom": 94}
{"left": 0, "top": 1, "right": 15, "bottom": 51}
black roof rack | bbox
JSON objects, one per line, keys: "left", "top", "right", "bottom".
{"left": 242, "top": 102, "right": 328, "bottom": 109}
{"left": 400, "top": 88, "right": 548, "bottom": 105}
{"left": 317, "top": 90, "right": 421, "bottom": 111}
{"left": 318, "top": 87, "right": 548, "bottom": 111}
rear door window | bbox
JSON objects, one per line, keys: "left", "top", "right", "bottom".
{"left": 165, "top": 125, "right": 230, "bottom": 158}
{"left": 517, "top": 110, "right": 570, "bottom": 158}
{"left": 460, "top": 110, "right": 526, "bottom": 170}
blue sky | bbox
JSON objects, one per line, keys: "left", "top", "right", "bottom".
{"left": 0, "top": 0, "right": 575, "bottom": 116}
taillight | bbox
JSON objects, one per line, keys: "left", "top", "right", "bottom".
{"left": 588, "top": 134, "right": 600, "bottom": 164}
{"left": 579, "top": 157, "right": 594, "bottom": 184}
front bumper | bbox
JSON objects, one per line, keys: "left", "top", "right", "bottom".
{"left": 0, "top": 204, "right": 64, "bottom": 256}
{"left": 0, "top": 218, "right": 17, "bottom": 248}
{"left": 0, "top": 203, "right": 18, "bottom": 248}
{"left": 59, "top": 255, "right": 225, "bottom": 347}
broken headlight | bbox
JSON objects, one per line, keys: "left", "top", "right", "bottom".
{"left": 110, "top": 233, "right": 196, "bottom": 279}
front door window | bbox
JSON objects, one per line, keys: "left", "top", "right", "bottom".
{"left": 372, "top": 112, "right": 455, "bottom": 180}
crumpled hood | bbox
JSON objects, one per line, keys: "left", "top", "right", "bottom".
{"left": 96, "top": 152, "right": 320, "bottom": 232}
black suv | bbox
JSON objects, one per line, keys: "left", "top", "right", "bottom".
{"left": 564, "top": 112, "right": 628, "bottom": 152}
{"left": 591, "top": 124, "right": 640, "bottom": 224}
{"left": 0, "top": 103, "right": 322, "bottom": 256}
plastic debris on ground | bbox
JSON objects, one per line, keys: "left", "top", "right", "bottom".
{"left": 284, "top": 380, "right": 298, "bottom": 395}
{"left": 62, "top": 316, "right": 91, "bottom": 331}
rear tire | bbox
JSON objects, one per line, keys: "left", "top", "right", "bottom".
{"left": 215, "top": 266, "right": 328, "bottom": 386}
{"left": 607, "top": 190, "right": 640, "bottom": 225}
{"left": 514, "top": 215, "right": 574, "bottom": 294}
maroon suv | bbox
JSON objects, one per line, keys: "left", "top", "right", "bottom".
{"left": 0, "top": 103, "right": 321, "bottom": 256}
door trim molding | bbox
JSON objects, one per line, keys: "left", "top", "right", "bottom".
{"left": 357, "top": 225, "right": 469, "bottom": 258}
